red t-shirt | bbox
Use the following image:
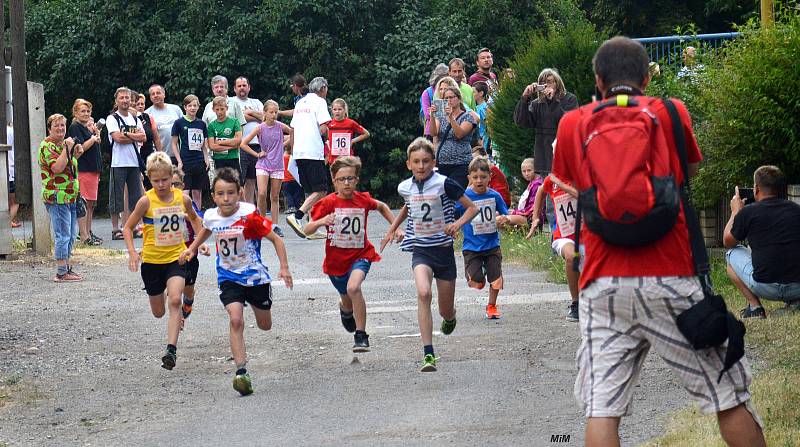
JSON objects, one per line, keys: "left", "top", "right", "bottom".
{"left": 326, "top": 118, "right": 366, "bottom": 164}
{"left": 542, "top": 176, "right": 577, "bottom": 241}
{"left": 311, "top": 191, "right": 381, "bottom": 276}
{"left": 551, "top": 97, "right": 703, "bottom": 289}
{"left": 489, "top": 165, "right": 511, "bottom": 207}
{"left": 283, "top": 152, "right": 294, "bottom": 183}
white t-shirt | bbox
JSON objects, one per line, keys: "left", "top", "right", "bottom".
{"left": 290, "top": 93, "right": 331, "bottom": 160}
{"left": 202, "top": 97, "right": 246, "bottom": 127}
{"left": 7, "top": 125, "right": 13, "bottom": 182}
{"left": 106, "top": 112, "right": 144, "bottom": 168}
{"left": 230, "top": 96, "right": 263, "bottom": 144}
{"left": 145, "top": 103, "right": 183, "bottom": 158}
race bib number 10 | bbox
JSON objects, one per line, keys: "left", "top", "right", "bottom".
{"left": 331, "top": 132, "right": 352, "bottom": 156}
{"left": 333, "top": 208, "right": 365, "bottom": 248}
{"left": 216, "top": 228, "right": 248, "bottom": 270}
{"left": 411, "top": 195, "right": 445, "bottom": 237}
{"left": 554, "top": 193, "right": 578, "bottom": 237}
{"left": 153, "top": 206, "right": 185, "bottom": 247}
{"left": 471, "top": 198, "right": 497, "bottom": 235}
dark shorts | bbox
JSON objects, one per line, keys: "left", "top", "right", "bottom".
{"left": 183, "top": 162, "right": 209, "bottom": 191}
{"left": 437, "top": 163, "right": 469, "bottom": 190}
{"left": 295, "top": 158, "right": 329, "bottom": 194}
{"left": 184, "top": 256, "right": 199, "bottom": 286}
{"left": 239, "top": 144, "right": 261, "bottom": 181}
{"left": 411, "top": 245, "right": 457, "bottom": 281}
{"left": 219, "top": 281, "right": 273, "bottom": 310}
{"left": 463, "top": 247, "right": 503, "bottom": 290}
{"left": 141, "top": 261, "right": 187, "bottom": 296}
{"left": 213, "top": 158, "right": 243, "bottom": 184}
{"left": 8, "top": 181, "right": 14, "bottom": 194}
{"left": 328, "top": 259, "right": 372, "bottom": 295}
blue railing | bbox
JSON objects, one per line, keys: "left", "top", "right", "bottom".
{"left": 634, "top": 32, "right": 740, "bottom": 65}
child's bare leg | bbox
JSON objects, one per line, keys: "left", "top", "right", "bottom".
{"left": 413, "top": 265, "right": 435, "bottom": 346}
{"left": 225, "top": 302, "right": 247, "bottom": 366}
{"left": 489, "top": 286, "right": 500, "bottom": 306}
{"left": 270, "top": 177, "right": 282, "bottom": 224}
{"left": 562, "top": 243, "right": 579, "bottom": 302}
{"left": 252, "top": 306, "right": 272, "bottom": 331}
{"left": 165, "top": 276, "right": 185, "bottom": 346}
{"left": 149, "top": 294, "right": 166, "bottom": 318}
{"left": 256, "top": 175, "right": 269, "bottom": 216}
{"left": 191, "top": 189, "right": 202, "bottom": 208}
{"left": 501, "top": 214, "right": 529, "bottom": 228}
{"left": 435, "top": 278, "right": 456, "bottom": 321}
{"left": 183, "top": 284, "right": 195, "bottom": 300}
{"left": 347, "top": 269, "right": 368, "bottom": 331}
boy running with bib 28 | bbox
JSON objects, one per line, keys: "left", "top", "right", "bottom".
{"left": 303, "top": 156, "right": 395, "bottom": 352}
{"left": 124, "top": 152, "right": 204, "bottom": 370}
{"left": 381, "top": 137, "right": 477, "bottom": 372}
{"left": 181, "top": 167, "right": 293, "bottom": 396}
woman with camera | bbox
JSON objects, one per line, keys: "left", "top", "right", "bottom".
{"left": 429, "top": 86, "right": 478, "bottom": 189}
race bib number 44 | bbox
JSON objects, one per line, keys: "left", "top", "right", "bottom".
{"left": 216, "top": 228, "right": 248, "bottom": 270}
{"left": 333, "top": 208, "right": 365, "bottom": 249}
{"left": 331, "top": 132, "right": 352, "bottom": 156}
{"left": 411, "top": 195, "right": 445, "bottom": 237}
{"left": 188, "top": 128, "right": 204, "bottom": 151}
{"left": 153, "top": 206, "right": 185, "bottom": 247}
{"left": 471, "top": 198, "right": 497, "bottom": 235}
{"left": 554, "top": 193, "right": 578, "bottom": 237}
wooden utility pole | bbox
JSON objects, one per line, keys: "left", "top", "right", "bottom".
{"left": 9, "top": 0, "right": 30, "bottom": 205}
{"left": 761, "top": 0, "right": 775, "bottom": 28}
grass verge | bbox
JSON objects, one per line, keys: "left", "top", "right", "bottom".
{"left": 499, "top": 229, "right": 800, "bottom": 445}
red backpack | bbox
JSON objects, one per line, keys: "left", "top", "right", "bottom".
{"left": 575, "top": 95, "right": 681, "bottom": 246}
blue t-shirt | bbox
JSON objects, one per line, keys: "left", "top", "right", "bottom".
{"left": 476, "top": 102, "right": 488, "bottom": 147}
{"left": 456, "top": 188, "right": 508, "bottom": 252}
{"left": 171, "top": 117, "right": 207, "bottom": 166}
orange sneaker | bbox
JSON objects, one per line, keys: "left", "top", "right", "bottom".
{"left": 486, "top": 304, "right": 501, "bottom": 319}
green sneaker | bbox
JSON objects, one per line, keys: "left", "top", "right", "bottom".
{"left": 420, "top": 354, "right": 437, "bottom": 372}
{"left": 440, "top": 317, "right": 457, "bottom": 335}
{"left": 233, "top": 373, "right": 253, "bottom": 396}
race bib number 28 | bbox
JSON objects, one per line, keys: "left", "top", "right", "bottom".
{"left": 153, "top": 206, "right": 184, "bottom": 247}
{"left": 411, "top": 195, "right": 445, "bottom": 237}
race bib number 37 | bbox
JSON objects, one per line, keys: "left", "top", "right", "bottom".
{"left": 333, "top": 208, "right": 365, "bottom": 249}
{"left": 153, "top": 206, "right": 185, "bottom": 247}
{"left": 331, "top": 132, "right": 352, "bottom": 156}
{"left": 411, "top": 195, "right": 445, "bottom": 237}
{"left": 216, "top": 228, "right": 248, "bottom": 270}
{"left": 471, "top": 198, "right": 497, "bottom": 235}
{"left": 554, "top": 193, "right": 578, "bottom": 237}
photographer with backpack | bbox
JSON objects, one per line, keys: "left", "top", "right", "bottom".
{"left": 552, "top": 37, "right": 765, "bottom": 447}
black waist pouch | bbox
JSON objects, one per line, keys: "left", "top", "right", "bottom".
{"left": 676, "top": 290, "right": 746, "bottom": 383}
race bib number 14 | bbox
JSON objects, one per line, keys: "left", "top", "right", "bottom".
{"left": 554, "top": 193, "right": 578, "bottom": 237}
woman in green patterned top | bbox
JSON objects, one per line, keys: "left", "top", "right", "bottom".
{"left": 39, "top": 113, "right": 85, "bottom": 282}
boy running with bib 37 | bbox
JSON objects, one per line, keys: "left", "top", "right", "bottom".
{"left": 381, "top": 137, "right": 477, "bottom": 372}
{"left": 181, "top": 167, "right": 293, "bottom": 396}
{"left": 303, "top": 156, "right": 395, "bottom": 352}
{"left": 124, "top": 152, "right": 204, "bottom": 370}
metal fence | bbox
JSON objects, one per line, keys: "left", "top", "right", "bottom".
{"left": 634, "top": 32, "right": 740, "bottom": 65}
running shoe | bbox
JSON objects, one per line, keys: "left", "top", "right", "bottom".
{"left": 566, "top": 301, "right": 579, "bottom": 322}
{"left": 182, "top": 295, "right": 194, "bottom": 320}
{"left": 740, "top": 305, "right": 766, "bottom": 319}
{"left": 161, "top": 351, "right": 176, "bottom": 370}
{"left": 353, "top": 332, "right": 370, "bottom": 353}
{"left": 286, "top": 214, "right": 306, "bottom": 239}
{"left": 420, "top": 354, "right": 437, "bottom": 372}
{"left": 440, "top": 317, "right": 457, "bottom": 335}
{"left": 54, "top": 271, "right": 83, "bottom": 282}
{"left": 233, "top": 373, "right": 253, "bottom": 396}
{"left": 485, "top": 304, "right": 501, "bottom": 319}
{"left": 272, "top": 226, "right": 285, "bottom": 238}
{"left": 306, "top": 227, "right": 328, "bottom": 240}
{"left": 340, "top": 309, "right": 356, "bottom": 333}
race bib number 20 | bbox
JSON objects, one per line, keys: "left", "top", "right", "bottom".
{"left": 333, "top": 208, "right": 365, "bottom": 249}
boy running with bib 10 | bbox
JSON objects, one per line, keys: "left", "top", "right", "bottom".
{"left": 381, "top": 137, "right": 477, "bottom": 372}
{"left": 457, "top": 157, "right": 509, "bottom": 319}
{"left": 180, "top": 167, "right": 293, "bottom": 396}
{"left": 303, "top": 156, "right": 395, "bottom": 352}
{"left": 124, "top": 152, "right": 204, "bottom": 370}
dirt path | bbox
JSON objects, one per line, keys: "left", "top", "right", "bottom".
{"left": 0, "top": 216, "right": 688, "bottom": 446}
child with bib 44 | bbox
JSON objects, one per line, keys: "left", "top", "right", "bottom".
{"left": 381, "top": 137, "right": 477, "bottom": 372}
{"left": 303, "top": 156, "right": 395, "bottom": 352}
{"left": 181, "top": 167, "right": 293, "bottom": 396}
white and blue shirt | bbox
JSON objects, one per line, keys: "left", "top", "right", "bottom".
{"left": 203, "top": 202, "right": 271, "bottom": 286}
{"left": 398, "top": 172, "right": 464, "bottom": 252}
{"left": 456, "top": 188, "right": 508, "bottom": 252}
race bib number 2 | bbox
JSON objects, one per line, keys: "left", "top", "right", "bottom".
{"left": 554, "top": 193, "right": 578, "bottom": 237}
{"left": 331, "top": 132, "right": 352, "bottom": 156}
{"left": 471, "top": 198, "right": 497, "bottom": 235}
{"left": 153, "top": 206, "right": 185, "bottom": 247}
{"left": 411, "top": 195, "right": 445, "bottom": 237}
{"left": 333, "top": 208, "right": 365, "bottom": 249}
{"left": 216, "top": 228, "right": 248, "bottom": 270}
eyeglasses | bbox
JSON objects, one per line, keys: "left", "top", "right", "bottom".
{"left": 334, "top": 176, "right": 358, "bottom": 184}
{"left": 172, "top": 181, "right": 183, "bottom": 187}
{"left": 443, "top": 96, "right": 458, "bottom": 100}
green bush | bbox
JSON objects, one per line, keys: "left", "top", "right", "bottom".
{"left": 690, "top": 13, "right": 800, "bottom": 207}
{"left": 487, "top": 13, "right": 606, "bottom": 181}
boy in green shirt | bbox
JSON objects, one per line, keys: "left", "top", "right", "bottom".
{"left": 207, "top": 96, "right": 243, "bottom": 181}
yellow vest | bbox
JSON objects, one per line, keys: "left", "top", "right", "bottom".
{"left": 142, "top": 188, "right": 187, "bottom": 264}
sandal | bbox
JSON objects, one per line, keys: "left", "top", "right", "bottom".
{"left": 111, "top": 229, "right": 124, "bottom": 240}
{"left": 10, "top": 220, "right": 21, "bottom": 228}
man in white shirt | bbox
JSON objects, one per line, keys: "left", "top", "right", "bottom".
{"left": 145, "top": 84, "right": 183, "bottom": 162}
{"left": 107, "top": 87, "right": 146, "bottom": 238}
{"left": 230, "top": 76, "right": 264, "bottom": 203}
{"left": 285, "top": 76, "right": 331, "bottom": 239}
{"left": 201, "top": 75, "right": 245, "bottom": 126}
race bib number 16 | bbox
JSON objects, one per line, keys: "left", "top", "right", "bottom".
{"left": 331, "top": 132, "right": 352, "bottom": 156}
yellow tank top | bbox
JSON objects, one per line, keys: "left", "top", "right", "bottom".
{"left": 142, "top": 188, "right": 187, "bottom": 264}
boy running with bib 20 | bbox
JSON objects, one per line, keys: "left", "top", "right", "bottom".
{"left": 381, "top": 137, "right": 477, "bottom": 372}
{"left": 124, "top": 152, "right": 204, "bottom": 370}
{"left": 303, "top": 156, "right": 395, "bottom": 352}
{"left": 181, "top": 167, "right": 293, "bottom": 396}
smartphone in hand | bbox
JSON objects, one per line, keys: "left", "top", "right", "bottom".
{"left": 738, "top": 187, "right": 755, "bottom": 205}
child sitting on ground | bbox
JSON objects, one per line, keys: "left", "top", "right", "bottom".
{"left": 497, "top": 158, "right": 543, "bottom": 232}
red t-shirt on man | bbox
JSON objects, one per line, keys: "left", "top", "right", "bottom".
{"left": 551, "top": 97, "right": 703, "bottom": 289}
{"left": 310, "top": 191, "right": 381, "bottom": 276}
{"left": 325, "top": 118, "right": 367, "bottom": 164}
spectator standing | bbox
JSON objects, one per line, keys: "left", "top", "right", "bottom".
{"left": 552, "top": 36, "right": 765, "bottom": 447}
{"left": 285, "top": 76, "right": 332, "bottom": 240}
{"left": 133, "top": 91, "right": 161, "bottom": 189}
{"left": 420, "top": 64, "right": 449, "bottom": 140}
{"left": 467, "top": 47, "right": 498, "bottom": 93}
{"left": 68, "top": 99, "right": 103, "bottom": 245}
{"left": 429, "top": 86, "right": 477, "bottom": 189}
{"left": 278, "top": 74, "right": 309, "bottom": 118}
{"left": 724, "top": 165, "right": 800, "bottom": 318}
{"left": 449, "top": 58, "right": 476, "bottom": 111}
{"left": 172, "top": 94, "right": 210, "bottom": 207}
{"left": 201, "top": 75, "right": 245, "bottom": 126}
{"left": 145, "top": 84, "right": 183, "bottom": 163}
{"left": 206, "top": 96, "right": 243, "bottom": 180}
{"left": 230, "top": 77, "right": 264, "bottom": 204}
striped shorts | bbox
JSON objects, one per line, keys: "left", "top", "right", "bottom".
{"left": 574, "top": 276, "right": 759, "bottom": 420}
